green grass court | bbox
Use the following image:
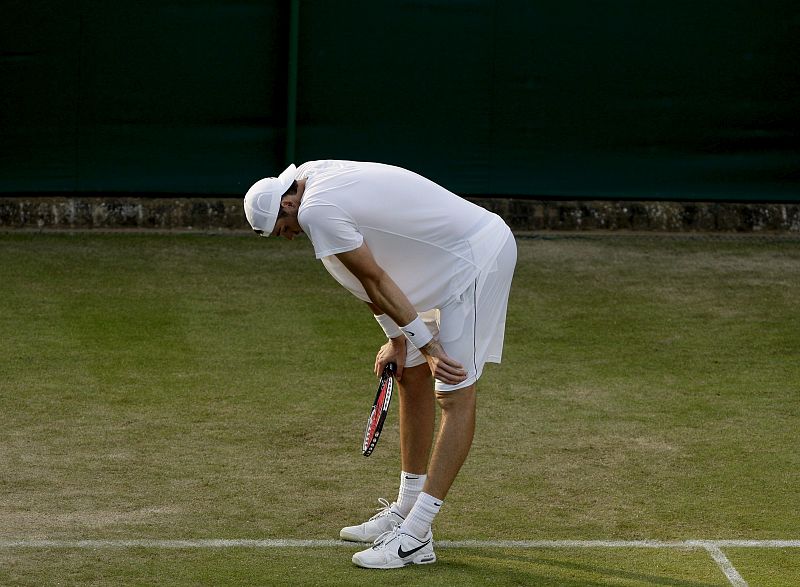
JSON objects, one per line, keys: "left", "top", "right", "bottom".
{"left": 1, "top": 232, "right": 798, "bottom": 586}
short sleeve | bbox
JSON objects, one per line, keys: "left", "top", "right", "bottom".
{"left": 298, "top": 202, "right": 364, "bottom": 259}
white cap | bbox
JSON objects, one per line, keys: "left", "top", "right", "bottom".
{"left": 243, "top": 164, "right": 297, "bottom": 235}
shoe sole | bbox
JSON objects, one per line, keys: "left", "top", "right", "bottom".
{"left": 352, "top": 552, "right": 437, "bottom": 569}
{"left": 339, "top": 529, "right": 379, "bottom": 543}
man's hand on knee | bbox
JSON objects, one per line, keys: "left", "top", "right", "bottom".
{"left": 421, "top": 340, "right": 467, "bottom": 386}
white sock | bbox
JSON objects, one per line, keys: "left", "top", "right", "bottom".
{"left": 401, "top": 491, "right": 442, "bottom": 540}
{"left": 395, "top": 471, "right": 426, "bottom": 517}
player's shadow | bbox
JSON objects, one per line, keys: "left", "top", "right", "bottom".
{"left": 439, "top": 550, "right": 722, "bottom": 587}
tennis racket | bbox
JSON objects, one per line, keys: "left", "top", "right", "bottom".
{"left": 362, "top": 362, "right": 396, "bottom": 457}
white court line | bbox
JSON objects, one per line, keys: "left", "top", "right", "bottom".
{"left": 1, "top": 538, "right": 798, "bottom": 549}
{"left": 0, "top": 539, "right": 344, "bottom": 549}
{"left": 440, "top": 539, "right": 688, "bottom": 548}
{"left": 691, "top": 542, "right": 749, "bottom": 587}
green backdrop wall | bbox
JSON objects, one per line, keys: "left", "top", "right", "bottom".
{"left": 1, "top": 1, "right": 798, "bottom": 201}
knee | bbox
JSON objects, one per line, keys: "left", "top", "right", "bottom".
{"left": 435, "top": 384, "right": 476, "bottom": 412}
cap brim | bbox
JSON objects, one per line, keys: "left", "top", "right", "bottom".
{"left": 277, "top": 164, "right": 297, "bottom": 192}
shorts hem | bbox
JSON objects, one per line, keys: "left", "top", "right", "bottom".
{"left": 435, "top": 374, "right": 478, "bottom": 393}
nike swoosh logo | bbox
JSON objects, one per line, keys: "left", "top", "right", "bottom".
{"left": 404, "top": 330, "right": 415, "bottom": 336}
{"left": 404, "top": 476, "right": 419, "bottom": 480}
{"left": 397, "top": 538, "right": 430, "bottom": 558}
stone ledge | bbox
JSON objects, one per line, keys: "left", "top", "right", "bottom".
{"left": 470, "top": 198, "right": 800, "bottom": 232}
{"left": 1, "top": 196, "right": 798, "bottom": 232}
{"left": 0, "top": 197, "right": 244, "bottom": 231}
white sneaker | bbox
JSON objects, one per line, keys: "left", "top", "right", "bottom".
{"left": 352, "top": 526, "right": 436, "bottom": 569}
{"left": 340, "top": 498, "right": 405, "bottom": 543}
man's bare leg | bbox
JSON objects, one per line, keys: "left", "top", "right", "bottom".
{"left": 396, "top": 363, "right": 435, "bottom": 474}
{"left": 339, "top": 363, "right": 435, "bottom": 543}
{"left": 396, "top": 383, "right": 476, "bottom": 542}
{"left": 422, "top": 384, "right": 477, "bottom": 500}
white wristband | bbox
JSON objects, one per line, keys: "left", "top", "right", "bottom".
{"left": 400, "top": 316, "right": 433, "bottom": 349}
{"left": 374, "top": 314, "right": 403, "bottom": 339}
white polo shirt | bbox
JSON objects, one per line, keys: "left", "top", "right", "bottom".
{"left": 295, "top": 160, "right": 510, "bottom": 311}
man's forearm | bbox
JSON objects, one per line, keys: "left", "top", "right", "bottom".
{"left": 370, "top": 304, "right": 405, "bottom": 340}
{"left": 364, "top": 278, "right": 443, "bottom": 356}
{"left": 335, "top": 243, "right": 436, "bottom": 351}
{"left": 361, "top": 272, "right": 417, "bottom": 330}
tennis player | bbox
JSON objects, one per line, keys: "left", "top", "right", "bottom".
{"left": 244, "top": 160, "right": 516, "bottom": 568}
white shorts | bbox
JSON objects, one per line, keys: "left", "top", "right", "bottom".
{"left": 405, "top": 233, "right": 517, "bottom": 391}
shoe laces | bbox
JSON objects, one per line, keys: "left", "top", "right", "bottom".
{"left": 372, "top": 524, "right": 402, "bottom": 548}
{"left": 368, "top": 498, "right": 395, "bottom": 521}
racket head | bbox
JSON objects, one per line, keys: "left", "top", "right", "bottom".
{"left": 362, "top": 362, "right": 396, "bottom": 456}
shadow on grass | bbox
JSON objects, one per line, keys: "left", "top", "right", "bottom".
{"left": 438, "top": 549, "right": 723, "bottom": 587}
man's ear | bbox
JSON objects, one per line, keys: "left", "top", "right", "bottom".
{"left": 280, "top": 196, "right": 297, "bottom": 211}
